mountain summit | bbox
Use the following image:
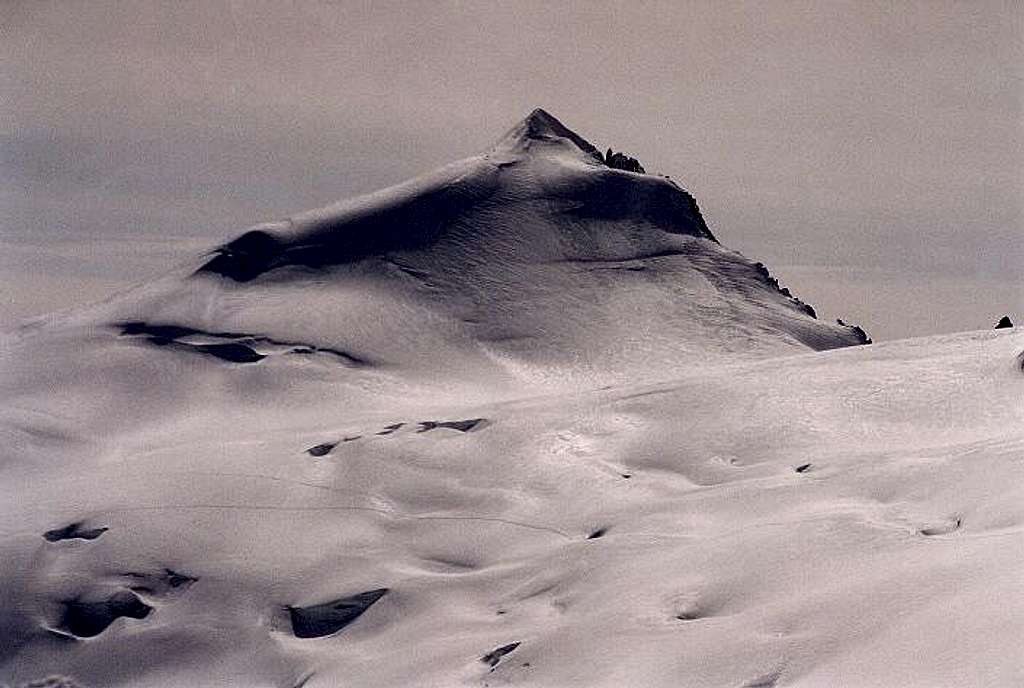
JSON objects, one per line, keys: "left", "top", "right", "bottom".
{"left": 196, "top": 108, "right": 717, "bottom": 284}
{"left": 493, "top": 108, "right": 607, "bottom": 161}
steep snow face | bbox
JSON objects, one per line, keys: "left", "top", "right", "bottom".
{"left": 31, "top": 109, "right": 867, "bottom": 396}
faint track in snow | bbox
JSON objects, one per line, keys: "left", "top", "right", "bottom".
{"left": 98, "top": 500, "right": 576, "bottom": 540}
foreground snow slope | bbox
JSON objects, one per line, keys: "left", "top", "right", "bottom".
{"left": 1, "top": 112, "right": 1020, "bottom": 687}
{"left": 1, "top": 327, "right": 1021, "bottom": 688}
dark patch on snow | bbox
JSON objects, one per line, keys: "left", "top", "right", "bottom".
{"left": 602, "top": 148, "right": 646, "bottom": 174}
{"left": 421, "top": 556, "right": 477, "bottom": 572}
{"left": 194, "top": 229, "right": 283, "bottom": 283}
{"left": 387, "top": 260, "right": 438, "bottom": 289}
{"left": 417, "top": 418, "right": 487, "bottom": 433}
{"left": 293, "top": 345, "right": 364, "bottom": 362}
{"left": 116, "top": 321, "right": 366, "bottom": 366}
{"left": 836, "top": 319, "right": 872, "bottom": 345}
{"left": 290, "top": 673, "right": 315, "bottom": 688}
{"left": 287, "top": 588, "right": 388, "bottom": 639}
{"left": 671, "top": 594, "right": 722, "bottom": 623}
{"left": 195, "top": 342, "right": 265, "bottom": 363}
{"left": 674, "top": 608, "right": 710, "bottom": 622}
{"left": 307, "top": 442, "right": 337, "bottom": 457}
{"left": 621, "top": 473, "right": 632, "bottom": 479}
{"left": 561, "top": 249, "right": 689, "bottom": 267}
{"left": 123, "top": 568, "right": 197, "bottom": 595}
{"left": 742, "top": 669, "right": 783, "bottom": 688}
{"left": 753, "top": 262, "right": 817, "bottom": 319}
{"left": 342, "top": 435, "right": 362, "bottom": 442}
{"left": 11, "top": 676, "right": 87, "bottom": 688}
{"left": 672, "top": 598, "right": 716, "bottom": 622}
{"left": 164, "top": 569, "right": 196, "bottom": 589}
{"left": 376, "top": 423, "right": 404, "bottom": 436}
{"left": 795, "top": 463, "right": 812, "bottom": 473}
{"left": 195, "top": 165, "right": 496, "bottom": 282}
{"left": 919, "top": 516, "right": 962, "bottom": 537}
{"left": 995, "top": 315, "right": 1013, "bottom": 329}
{"left": 552, "top": 167, "right": 714, "bottom": 241}
{"left": 587, "top": 527, "right": 608, "bottom": 540}
{"left": 120, "top": 321, "right": 246, "bottom": 341}
{"left": 43, "top": 523, "right": 108, "bottom": 543}
{"left": 57, "top": 590, "right": 152, "bottom": 638}
{"left": 480, "top": 641, "right": 520, "bottom": 668}
{"left": 582, "top": 261, "right": 647, "bottom": 272}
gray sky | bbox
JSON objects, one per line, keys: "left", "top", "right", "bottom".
{"left": 2, "top": 0, "right": 1021, "bottom": 339}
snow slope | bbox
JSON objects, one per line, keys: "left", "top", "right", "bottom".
{"left": 0, "top": 111, "right": 1020, "bottom": 688}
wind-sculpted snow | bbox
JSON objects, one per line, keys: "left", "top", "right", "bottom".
{"left": 197, "top": 110, "right": 715, "bottom": 282}
{"left": 0, "top": 111, "right": 1019, "bottom": 687}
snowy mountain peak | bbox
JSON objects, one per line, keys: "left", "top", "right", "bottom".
{"left": 493, "top": 108, "right": 604, "bottom": 161}
{"left": 193, "top": 108, "right": 720, "bottom": 283}
{"left": 44, "top": 110, "right": 869, "bottom": 390}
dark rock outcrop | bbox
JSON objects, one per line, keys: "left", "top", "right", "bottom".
{"left": 480, "top": 641, "right": 521, "bottom": 668}
{"left": 307, "top": 442, "right": 337, "bottom": 457}
{"left": 117, "top": 321, "right": 365, "bottom": 366}
{"left": 58, "top": 590, "right": 152, "bottom": 638}
{"left": 43, "top": 523, "right": 108, "bottom": 543}
{"left": 287, "top": 588, "right": 388, "bottom": 639}
{"left": 417, "top": 419, "right": 486, "bottom": 433}
{"left": 752, "top": 262, "right": 817, "bottom": 319}
{"left": 837, "top": 319, "right": 872, "bottom": 345}
{"left": 604, "top": 148, "right": 646, "bottom": 174}
{"left": 123, "top": 568, "right": 198, "bottom": 595}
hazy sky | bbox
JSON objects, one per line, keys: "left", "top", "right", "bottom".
{"left": 2, "top": 0, "right": 1021, "bottom": 339}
